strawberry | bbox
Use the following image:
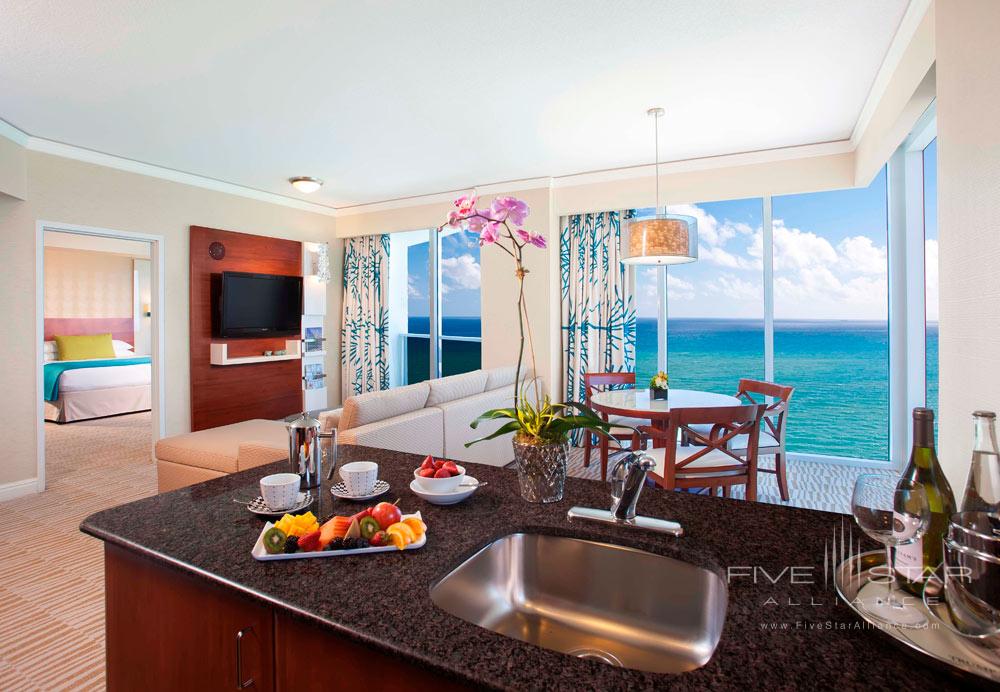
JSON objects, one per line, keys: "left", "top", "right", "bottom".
{"left": 420, "top": 456, "right": 435, "bottom": 471}
{"left": 370, "top": 531, "right": 388, "bottom": 547}
{"left": 442, "top": 461, "right": 459, "bottom": 475}
{"left": 433, "top": 460, "right": 444, "bottom": 470}
{"left": 297, "top": 530, "right": 322, "bottom": 552}
{"left": 418, "top": 468, "right": 435, "bottom": 478}
{"left": 433, "top": 468, "right": 451, "bottom": 478}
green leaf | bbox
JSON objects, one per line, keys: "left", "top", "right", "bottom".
{"left": 469, "top": 408, "right": 518, "bottom": 429}
{"left": 464, "top": 420, "right": 523, "bottom": 447}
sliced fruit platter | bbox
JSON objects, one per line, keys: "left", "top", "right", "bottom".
{"left": 251, "top": 501, "right": 427, "bottom": 561}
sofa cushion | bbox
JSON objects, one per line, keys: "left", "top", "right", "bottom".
{"left": 484, "top": 366, "right": 519, "bottom": 391}
{"left": 154, "top": 419, "right": 286, "bottom": 474}
{"left": 339, "top": 382, "right": 430, "bottom": 430}
{"left": 338, "top": 408, "right": 444, "bottom": 457}
{"left": 435, "top": 382, "right": 531, "bottom": 467}
{"left": 426, "top": 370, "right": 488, "bottom": 407}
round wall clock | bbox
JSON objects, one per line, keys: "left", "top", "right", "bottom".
{"left": 208, "top": 241, "right": 226, "bottom": 260}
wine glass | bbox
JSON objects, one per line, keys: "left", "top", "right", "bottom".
{"left": 851, "top": 473, "right": 931, "bottom": 627}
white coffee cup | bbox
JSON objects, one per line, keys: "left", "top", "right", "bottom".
{"left": 339, "top": 461, "right": 378, "bottom": 496}
{"left": 260, "top": 473, "right": 301, "bottom": 511}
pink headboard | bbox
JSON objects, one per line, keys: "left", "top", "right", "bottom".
{"left": 44, "top": 317, "right": 134, "bottom": 346}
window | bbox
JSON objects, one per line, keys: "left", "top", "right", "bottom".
{"left": 772, "top": 168, "right": 890, "bottom": 461}
{"left": 440, "top": 228, "right": 483, "bottom": 376}
{"left": 634, "top": 200, "right": 764, "bottom": 392}
{"left": 388, "top": 228, "right": 481, "bottom": 386}
{"left": 923, "top": 138, "right": 938, "bottom": 415}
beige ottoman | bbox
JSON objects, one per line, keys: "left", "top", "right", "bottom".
{"left": 155, "top": 419, "right": 288, "bottom": 493}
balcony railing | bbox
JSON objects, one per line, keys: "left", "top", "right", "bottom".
{"left": 402, "top": 332, "right": 482, "bottom": 384}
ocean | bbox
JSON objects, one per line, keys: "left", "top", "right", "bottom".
{"left": 406, "top": 316, "right": 938, "bottom": 461}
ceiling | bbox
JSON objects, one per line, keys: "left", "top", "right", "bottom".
{"left": 0, "top": 1, "right": 909, "bottom": 208}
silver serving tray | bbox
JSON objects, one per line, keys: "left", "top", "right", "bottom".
{"left": 835, "top": 550, "right": 1000, "bottom": 683}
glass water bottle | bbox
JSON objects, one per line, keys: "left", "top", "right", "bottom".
{"left": 962, "top": 410, "right": 1000, "bottom": 513}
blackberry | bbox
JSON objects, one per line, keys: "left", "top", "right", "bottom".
{"left": 328, "top": 537, "right": 345, "bottom": 550}
{"left": 284, "top": 535, "right": 299, "bottom": 553}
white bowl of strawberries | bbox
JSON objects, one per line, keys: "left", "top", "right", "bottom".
{"left": 414, "top": 456, "right": 465, "bottom": 492}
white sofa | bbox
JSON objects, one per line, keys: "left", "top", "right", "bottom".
{"left": 320, "top": 366, "right": 531, "bottom": 467}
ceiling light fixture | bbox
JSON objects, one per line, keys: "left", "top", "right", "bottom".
{"left": 289, "top": 176, "right": 323, "bottom": 194}
{"left": 621, "top": 108, "right": 698, "bottom": 265}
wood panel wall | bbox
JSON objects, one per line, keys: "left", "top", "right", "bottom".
{"left": 190, "top": 226, "right": 302, "bottom": 431}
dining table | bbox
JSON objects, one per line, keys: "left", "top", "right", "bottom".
{"left": 589, "top": 387, "right": 741, "bottom": 447}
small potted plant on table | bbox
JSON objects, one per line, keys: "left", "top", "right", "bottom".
{"left": 650, "top": 371, "right": 669, "bottom": 400}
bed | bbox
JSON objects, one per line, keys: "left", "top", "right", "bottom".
{"left": 43, "top": 318, "right": 152, "bottom": 423}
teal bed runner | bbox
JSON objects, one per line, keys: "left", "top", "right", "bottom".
{"left": 43, "top": 357, "right": 151, "bottom": 401}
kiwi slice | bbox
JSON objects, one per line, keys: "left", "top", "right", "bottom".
{"left": 262, "top": 527, "right": 287, "bottom": 554}
{"left": 358, "top": 516, "right": 380, "bottom": 540}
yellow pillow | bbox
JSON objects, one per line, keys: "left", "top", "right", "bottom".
{"left": 55, "top": 333, "right": 116, "bottom": 361}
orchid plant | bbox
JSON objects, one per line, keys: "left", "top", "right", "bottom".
{"left": 438, "top": 194, "right": 619, "bottom": 447}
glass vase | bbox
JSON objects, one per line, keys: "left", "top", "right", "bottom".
{"left": 512, "top": 438, "right": 568, "bottom": 503}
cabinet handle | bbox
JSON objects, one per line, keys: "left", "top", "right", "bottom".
{"left": 235, "top": 627, "right": 254, "bottom": 689}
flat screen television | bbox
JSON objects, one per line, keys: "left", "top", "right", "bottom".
{"left": 215, "top": 271, "right": 302, "bottom": 338}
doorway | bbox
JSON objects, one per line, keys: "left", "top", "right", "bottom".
{"left": 35, "top": 222, "right": 165, "bottom": 490}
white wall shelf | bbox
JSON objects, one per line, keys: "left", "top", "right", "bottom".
{"left": 210, "top": 339, "right": 302, "bottom": 366}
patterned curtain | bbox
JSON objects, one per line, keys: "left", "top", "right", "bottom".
{"left": 560, "top": 211, "right": 636, "bottom": 420}
{"left": 341, "top": 234, "right": 391, "bottom": 398}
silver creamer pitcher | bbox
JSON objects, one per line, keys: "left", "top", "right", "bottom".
{"left": 285, "top": 412, "right": 336, "bottom": 489}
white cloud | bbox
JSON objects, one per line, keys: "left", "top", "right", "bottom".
{"left": 633, "top": 204, "right": 894, "bottom": 320}
{"left": 837, "top": 235, "right": 887, "bottom": 276}
{"left": 407, "top": 275, "right": 423, "bottom": 298}
{"left": 668, "top": 273, "right": 695, "bottom": 301}
{"left": 667, "top": 203, "right": 752, "bottom": 248}
{"left": 705, "top": 274, "right": 761, "bottom": 302}
{"left": 440, "top": 254, "right": 481, "bottom": 294}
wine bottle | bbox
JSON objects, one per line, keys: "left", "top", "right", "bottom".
{"left": 962, "top": 410, "right": 1000, "bottom": 512}
{"left": 894, "top": 408, "right": 957, "bottom": 595}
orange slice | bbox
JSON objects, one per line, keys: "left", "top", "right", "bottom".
{"left": 386, "top": 522, "right": 416, "bottom": 544}
{"left": 389, "top": 531, "right": 407, "bottom": 550}
{"left": 402, "top": 517, "right": 426, "bottom": 538}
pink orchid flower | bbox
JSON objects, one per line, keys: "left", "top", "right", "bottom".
{"left": 479, "top": 221, "right": 501, "bottom": 246}
{"left": 515, "top": 229, "right": 547, "bottom": 249}
{"left": 489, "top": 196, "right": 529, "bottom": 226}
{"left": 454, "top": 194, "right": 478, "bottom": 216}
{"left": 446, "top": 210, "right": 465, "bottom": 228}
{"left": 466, "top": 208, "right": 495, "bottom": 232}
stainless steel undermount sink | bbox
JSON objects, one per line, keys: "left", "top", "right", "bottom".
{"left": 429, "top": 533, "right": 727, "bottom": 674}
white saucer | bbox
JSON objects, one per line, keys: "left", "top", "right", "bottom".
{"left": 330, "top": 479, "right": 389, "bottom": 501}
{"left": 409, "top": 476, "right": 480, "bottom": 505}
{"left": 247, "top": 491, "right": 313, "bottom": 517}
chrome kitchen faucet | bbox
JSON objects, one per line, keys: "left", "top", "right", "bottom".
{"left": 567, "top": 449, "right": 684, "bottom": 536}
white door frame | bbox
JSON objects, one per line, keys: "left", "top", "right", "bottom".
{"left": 35, "top": 220, "right": 166, "bottom": 492}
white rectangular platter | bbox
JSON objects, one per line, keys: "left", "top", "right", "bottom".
{"left": 251, "top": 513, "right": 426, "bottom": 561}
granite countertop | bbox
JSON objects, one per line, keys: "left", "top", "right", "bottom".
{"left": 82, "top": 445, "right": 974, "bottom": 691}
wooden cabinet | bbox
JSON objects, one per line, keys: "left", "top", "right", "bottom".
{"left": 105, "top": 544, "right": 275, "bottom": 691}
{"left": 104, "top": 545, "right": 473, "bottom": 691}
{"left": 273, "top": 611, "right": 471, "bottom": 692}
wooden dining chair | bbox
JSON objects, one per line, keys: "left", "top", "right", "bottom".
{"left": 582, "top": 371, "right": 643, "bottom": 481}
{"left": 730, "top": 379, "right": 794, "bottom": 501}
{"left": 634, "top": 404, "right": 765, "bottom": 501}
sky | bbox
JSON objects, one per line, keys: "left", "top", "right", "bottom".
{"left": 402, "top": 146, "right": 939, "bottom": 324}
{"left": 407, "top": 228, "right": 481, "bottom": 319}
{"left": 635, "top": 163, "right": 937, "bottom": 321}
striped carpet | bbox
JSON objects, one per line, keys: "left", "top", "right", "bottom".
{"left": 0, "top": 412, "right": 156, "bottom": 691}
